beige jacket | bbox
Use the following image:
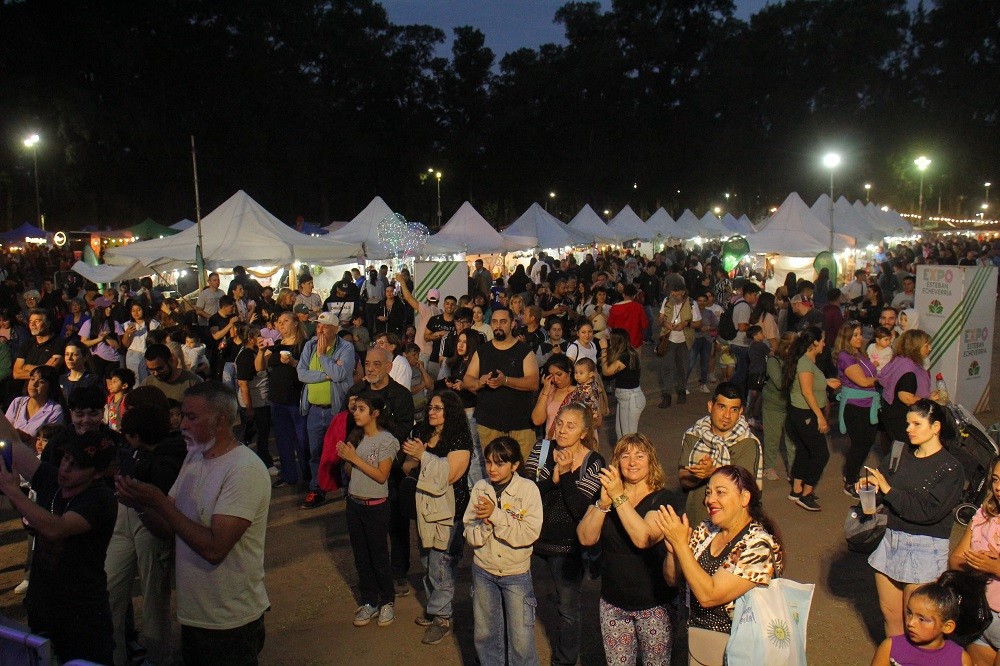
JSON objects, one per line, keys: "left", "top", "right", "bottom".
{"left": 415, "top": 451, "right": 456, "bottom": 550}
{"left": 463, "top": 475, "right": 542, "bottom": 576}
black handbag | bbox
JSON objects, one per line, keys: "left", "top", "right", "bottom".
{"left": 844, "top": 506, "right": 887, "bottom": 554}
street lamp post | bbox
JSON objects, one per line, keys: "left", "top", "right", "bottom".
{"left": 546, "top": 191, "right": 555, "bottom": 212}
{"left": 435, "top": 171, "right": 442, "bottom": 228}
{"left": 603, "top": 209, "right": 610, "bottom": 222}
{"left": 23, "top": 134, "right": 42, "bottom": 230}
{"left": 986, "top": 182, "right": 992, "bottom": 206}
{"left": 914, "top": 156, "right": 931, "bottom": 224}
{"left": 864, "top": 183, "right": 872, "bottom": 202}
{"left": 823, "top": 152, "right": 841, "bottom": 253}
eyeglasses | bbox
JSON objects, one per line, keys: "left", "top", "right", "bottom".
{"left": 427, "top": 405, "right": 445, "bottom": 412}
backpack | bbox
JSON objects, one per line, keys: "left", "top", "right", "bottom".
{"left": 717, "top": 298, "right": 745, "bottom": 342}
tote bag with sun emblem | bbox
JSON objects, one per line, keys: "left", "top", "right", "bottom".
{"left": 725, "top": 576, "right": 814, "bottom": 665}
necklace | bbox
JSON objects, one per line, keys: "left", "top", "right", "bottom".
{"left": 50, "top": 491, "right": 76, "bottom": 516}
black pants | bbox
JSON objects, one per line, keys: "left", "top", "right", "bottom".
{"left": 181, "top": 613, "right": 266, "bottom": 666}
{"left": 786, "top": 406, "right": 830, "bottom": 487}
{"left": 389, "top": 487, "right": 411, "bottom": 581}
{"left": 240, "top": 407, "right": 273, "bottom": 470}
{"left": 346, "top": 499, "right": 394, "bottom": 606}
{"left": 29, "top": 603, "right": 114, "bottom": 666}
{"left": 842, "top": 403, "right": 879, "bottom": 484}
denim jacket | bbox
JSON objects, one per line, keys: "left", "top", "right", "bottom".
{"left": 296, "top": 336, "right": 356, "bottom": 415}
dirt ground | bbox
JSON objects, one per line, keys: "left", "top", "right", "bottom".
{"left": 1, "top": 313, "right": 996, "bottom": 665}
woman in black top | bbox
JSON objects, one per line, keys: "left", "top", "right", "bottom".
{"left": 256, "top": 311, "right": 306, "bottom": 488}
{"left": 373, "top": 284, "right": 406, "bottom": 337}
{"left": 599, "top": 327, "right": 644, "bottom": 440}
{"left": 577, "top": 433, "right": 677, "bottom": 665}
{"left": 508, "top": 264, "right": 531, "bottom": 298}
{"left": 524, "top": 402, "right": 605, "bottom": 666}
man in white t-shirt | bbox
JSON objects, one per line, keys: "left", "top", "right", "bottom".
{"left": 729, "top": 282, "right": 759, "bottom": 396}
{"left": 194, "top": 272, "right": 223, "bottom": 326}
{"left": 116, "top": 382, "right": 271, "bottom": 665}
{"left": 396, "top": 275, "right": 442, "bottom": 367}
{"left": 658, "top": 276, "right": 701, "bottom": 408}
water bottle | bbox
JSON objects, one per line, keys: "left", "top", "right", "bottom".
{"left": 935, "top": 373, "right": 949, "bottom": 404}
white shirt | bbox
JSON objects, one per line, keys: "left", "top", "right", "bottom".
{"left": 660, "top": 298, "right": 702, "bottom": 344}
{"left": 389, "top": 354, "right": 413, "bottom": 389}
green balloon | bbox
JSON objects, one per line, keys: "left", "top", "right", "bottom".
{"left": 814, "top": 251, "right": 838, "bottom": 284}
{"left": 722, "top": 236, "right": 750, "bottom": 272}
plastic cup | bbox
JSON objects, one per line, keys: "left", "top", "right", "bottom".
{"left": 859, "top": 482, "right": 877, "bottom": 515}
{"left": 279, "top": 350, "right": 291, "bottom": 362}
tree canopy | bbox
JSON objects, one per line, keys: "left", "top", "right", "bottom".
{"left": 0, "top": 0, "right": 996, "bottom": 230}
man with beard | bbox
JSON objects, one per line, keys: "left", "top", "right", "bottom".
{"left": 658, "top": 279, "right": 701, "bottom": 407}
{"left": 116, "top": 381, "right": 271, "bottom": 666}
{"left": 12, "top": 308, "right": 65, "bottom": 396}
{"left": 463, "top": 307, "right": 540, "bottom": 460}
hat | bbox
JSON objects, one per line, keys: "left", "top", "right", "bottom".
{"left": 316, "top": 311, "right": 340, "bottom": 326}
{"left": 427, "top": 289, "right": 440, "bottom": 302}
{"left": 94, "top": 297, "right": 112, "bottom": 308}
{"left": 790, "top": 294, "right": 813, "bottom": 307}
{"left": 292, "top": 303, "right": 316, "bottom": 321}
{"left": 58, "top": 430, "right": 118, "bottom": 472}
{"left": 664, "top": 274, "right": 686, "bottom": 292}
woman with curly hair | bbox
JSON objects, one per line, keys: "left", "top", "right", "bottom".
{"left": 578, "top": 433, "right": 678, "bottom": 665}
{"left": 401, "top": 390, "right": 473, "bottom": 644}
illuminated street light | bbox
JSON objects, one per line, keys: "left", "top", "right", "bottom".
{"left": 424, "top": 168, "right": 443, "bottom": 227}
{"left": 603, "top": 209, "right": 610, "bottom": 221}
{"left": 546, "top": 191, "right": 556, "bottom": 212}
{"left": 713, "top": 206, "right": 721, "bottom": 215}
{"left": 987, "top": 182, "right": 992, "bottom": 206}
{"left": 914, "top": 156, "right": 931, "bottom": 223}
{"left": 823, "top": 152, "right": 841, "bottom": 252}
{"left": 23, "top": 133, "right": 42, "bottom": 230}
{"left": 864, "top": 183, "right": 872, "bottom": 202}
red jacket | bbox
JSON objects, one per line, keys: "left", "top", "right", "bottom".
{"left": 607, "top": 299, "right": 648, "bottom": 348}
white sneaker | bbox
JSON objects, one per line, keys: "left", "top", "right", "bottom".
{"left": 267, "top": 466, "right": 279, "bottom": 476}
{"left": 14, "top": 579, "right": 28, "bottom": 594}
{"left": 699, "top": 384, "right": 710, "bottom": 393}
{"left": 377, "top": 603, "right": 395, "bottom": 627}
{"left": 353, "top": 604, "right": 378, "bottom": 627}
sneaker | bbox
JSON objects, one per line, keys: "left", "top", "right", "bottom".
{"left": 787, "top": 489, "right": 801, "bottom": 502}
{"left": 707, "top": 373, "right": 718, "bottom": 382}
{"left": 272, "top": 479, "right": 290, "bottom": 489}
{"left": 377, "top": 603, "right": 395, "bottom": 627}
{"left": 14, "top": 579, "right": 28, "bottom": 594}
{"left": 699, "top": 384, "right": 710, "bottom": 393}
{"left": 843, "top": 482, "right": 860, "bottom": 499}
{"left": 267, "top": 465, "right": 280, "bottom": 476}
{"left": 394, "top": 578, "right": 410, "bottom": 597}
{"left": 415, "top": 614, "right": 434, "bottom": 627}
{"left": 353, "top": 604, "right": 379, "bottom": 627}
{"left": 677, "top": 391, "right": 687, "bottom": 404}
{"left": 795, "top": 494, "right": 822, "bottom": 511}
{"left": 300, "top": 491, "right": 326, "bottom": 509}
{"left": 658, "top": 395, "right": 672, "bottom": 409}
{"left": 422, "top": 617, "right": 451, "bottom": 645}
{"left": 763, "top": 468, "right": 779, "bottom": 481}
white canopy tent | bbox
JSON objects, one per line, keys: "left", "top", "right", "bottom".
{"left": 750, "top": 192, "right": 856, "bottom": 255}
{"left": 71, "top": 259, "right": 151, "bottom": 284}
{"left": 170, "top": 219, "right": 195, "bottom": 231}
{"left": 674, "top": 210, "right": 702, "bottom": 239}
{"left": 698, "top": 211, "right": 730, "bottom": 236}
{"left": 106, "top": 190, "right": 362, "bottom": 269}
{"left": 432, "top": 201, "right": 535, "bottom": 254}
{"left": 811, "top": 194, "right": 878, "bottom": 245}
{"left": 720, "top": 213, "right": 753, "bottom": 236}
{"left": 646, "top": 208, "right": 687, "bottom": 239}
{"left": 324, "top": 195, "right": 457, "bottom": 259}
{"left": 738, "top": 214, "right": 755, "bottom": 233}
{"left": 607, "top": 205, "right": 654, "bottom": 242}
{"left": 568, "top": 205, "right": 617, "bottom": 243}
{"left": 501, "top": 203, "right": 590, "bottom": 249}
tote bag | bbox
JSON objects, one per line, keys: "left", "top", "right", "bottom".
{"left": 725, "top": 577, "right": 814, "bottom": 666}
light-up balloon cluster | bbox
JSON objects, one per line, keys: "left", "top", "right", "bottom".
{"left": 377, "top": 213, "right": 430, "bottom": 258}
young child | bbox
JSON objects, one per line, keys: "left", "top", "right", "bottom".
{"left": 871, "top": 576, "right": 972, "bottom": 665}
{"left": 402, "top": 325, "right": 417, "bottom": 347}
{"left": 336, "top": 395, "right": 400, "bottom": 629}
{"left": 718, "top": 344, "right": 735, "bottom": 382}
{"left": 746, "top": 325, "right": 769, "bottom": 427}
{"left": 570, "top": 358, "right": 610, "bottom": 425}
{"left": 868, "top": 326, "right": 894, "bottom": 374}
{"left": 540, "top": 319, "right": 567, "bottom": 363}
{"left": 350, "top": 313, "right": 371, "bottom": 360}
{"left": 463, "top": 436, "right": 543, "bottom": 666}
{"left": 166, "top": 398, "right": 183, "bottom": 433}
{"left": 104, "top": 367, "right": 136, "bottom": 432}
{"left": 182, "top": 330, "right": 210, "bottom": 378}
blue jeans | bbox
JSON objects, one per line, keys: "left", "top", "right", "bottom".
{"left": 467, "top": 413, "right": 485, "bottom": 488}
{"left": 472, "top": 565, "right": 539, "bottom": 666}
{"left": 419, "top": 527, "right": 465, "bottom": 619}
{"left": 269, "top": 402, "right": 307, "bottom": 485}
{"left": 306, "top": 405, "right": 335, "bottom": 493}
{"left": 731, "top": 344, "right": 750, "bottom": 396}
{"left": 533, "top": 552, "right": 583, "bottom": 666}
{"left": 614, "top": 387, "right": 646, "bottom": 440}
{"left": 126, "top": 349, "right": 149, "bottom": 383}
{"left": 688, "top": 337, "right": 712, "bottom": 384}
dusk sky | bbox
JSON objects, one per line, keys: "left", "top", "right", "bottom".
{"left": 380, "top": 0, "right": 775, "bottom": 57}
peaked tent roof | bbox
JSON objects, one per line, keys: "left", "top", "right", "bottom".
{"left": 106, "top": 190, "right": 362, "bottom": 269}
{"left": 673, "top": 210, "right": 701, "bottom": 239}
{"left": 568, "top": 205, "right": 617, "bottom": 243}
{"left": 433, "top": 201, "right": 535, "bottom": 254}
{"left": 646, "top": 208, "right": 686, "bottom": 238}
{"left": 750, "top": 192, "right": 855, "bottom": 255}
{"left": 698, "top": 211, "right": 730, "bottom": 235}
{"left": 879, "top": 206, "right": 914, "bottom": 235}
{"left": 0, "top": 222, "right": 48, "bottom": 243}
{"left": 607, "top": 205, "right": 654, "bottom": 241}
{"left": 738, "top": 214, "right": 755, "bottom": 233}
{"left": 127, "top": 218, "right": 179, "bottom": 240}
{"left": 720, "top": 213, "right": 754, "bottom": 236}
{"left": 324, "top": 196, "right": 455, "bottom": 258}
{"left": 810, "top": 195, "right": 867, "bottom": 243}
{"left": 171, "top": 218, "right": 195, "bottom": 231}
{"left": 502, "top": 203, "right": 590, "bottom": 249}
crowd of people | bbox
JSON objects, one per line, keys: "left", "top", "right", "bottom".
{"left": 0, "top": 233, "right": 998, "bottom": 665}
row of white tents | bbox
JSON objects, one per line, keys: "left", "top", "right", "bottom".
{"left": 89, "top": 189, "right": 914, "bottom": 282}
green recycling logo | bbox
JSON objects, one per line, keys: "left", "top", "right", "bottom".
{"left": 969, "top": 360, "right": 981, "bottom": 377}
{"left": 928, "top": 300, "right": 944, "bottom": 315}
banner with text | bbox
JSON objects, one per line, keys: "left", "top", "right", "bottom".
{"left": 916, "top": 265, "right": 996, "bottom": 413}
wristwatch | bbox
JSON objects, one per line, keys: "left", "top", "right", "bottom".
{"left": 612, "top": 494, "right": 629, "bottom": 509}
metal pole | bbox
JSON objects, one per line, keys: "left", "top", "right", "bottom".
{"left": 32, "top": 146, "right": 41, "bottom": 231}
{"left": 918, "top": 172, "right": 925, "bottom": 224}
{"left": 190, "top": 135, "right": 205, "bottom": 289}
{"left": 829, "top": 171, "right": 835, "bottom": 253}
{"left": 435, "top": 174, "right": 441, "bottom": 228}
